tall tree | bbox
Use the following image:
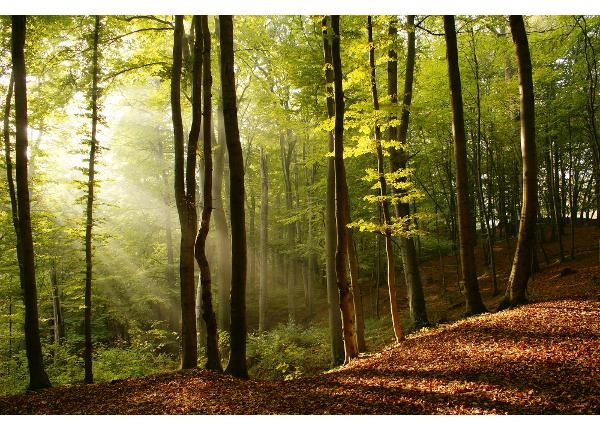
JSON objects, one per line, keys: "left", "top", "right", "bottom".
{"left": 368, "top": 16, "right": 404, "bottom": 343}
{"left": 500, "top": 15, "right": 537, "bottom": 308}
{"left": 387, "top": 16, "right": 429, "bottom": 328}
{"left": 258, "top": 146, "right": 268, "bottom": 332}
{"left": 11, "top": 15, "right": 51, "bottom": 390}
{"left": 193, "top": 15, "right": 221, "bottom": 372}
{"left": 171, "top": 15, "right": 200, "bottom": 369}
{"left": 321, "top": 15, "right": 345, "bottom": 366}
{"left": 331, "top": 15, "right": 358, "bottom": 363}
{"left": 219, "top": 15, "right": 248, "bottom": 378}
{"left": 83, "top": 14, "right": 101, "bottom": 385}
{"left": 443, "top": 15, "right": 487, "bottom": 316}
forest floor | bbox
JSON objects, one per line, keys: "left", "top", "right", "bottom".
{"left": 1, "top": 226, "right": 599, "bottom": 414}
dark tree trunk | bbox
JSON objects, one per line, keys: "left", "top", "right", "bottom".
{"left": 501, "top": 15, "right": 538, "bottom": 309}
{"left": 171, "top": 15, "right": 199, "bottom": 369}
{"left": 3, "top": 72, "right": 22, "bottom": 283}
{"left": 387, "top": 16, "right": 429, "bottom": 328}
{"left": 193, "top": 15, "right": 221, "bottom": 372}
{"left": 321, "top": 15, "right": 345, "bottom": 366}
{"left": 368, "top": 16, "right": 404, "bottom": 343}
{"left": 214, "top": 17, "right": 232, "bottom": 331}
{"left": 83, "top": 14, "right": 101, "bottom": 385}
{"left": 444, "top": 15, "right": 487, "bottom": 316}
{"left": 219, "top": 15, "right": 248, "bottom": 379}
{"left": 11, "top": 15, "right": 51, "bottom": 390}
{"left": 331, "top": 15, "right": 358, "bottom": 364}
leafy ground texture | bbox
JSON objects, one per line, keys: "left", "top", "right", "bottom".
{"left": 1, "top": 248, "right": 599, "bottom": 414}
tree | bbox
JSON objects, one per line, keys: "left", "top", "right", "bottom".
{"left": 258, "top": 146, "right": 268, "bottom": 332}
{"left": 171, "top": 15, "right": 200, "bottom": 369}
{"left": 443, "top": 15, "right": 487, "bottom": 316}
{"left": 193, "top": 15, "right": 221, "bottom": 372}
{"left": 367, "top": 16, "right": 404, "bottom": 343}
{"left": 388, "top": 16, "right": 430, "bottom": 328}
{"left": 219, "top": 15, "right": 248, "bottom": 379}
{"left": 321, "top": 16, "right": 345, "bottom": 366}
{"left": 500, "top": 15, "right": 537, "bottom": 308}
{"left": 83, "top": 14, "right": 102, "bottom": 385}
{"left": 331, "top": 15, "right": 358, "bottom": 363}
{"left": 11, "top": 14, "right": 52, "bottom": 390}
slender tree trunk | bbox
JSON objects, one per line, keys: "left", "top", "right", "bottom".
{"left": 331, "top": 15, "right": 358, "bottom": 364}
{"left": 11, "top": 15, "right": 51, "bottom": 390}
{"left": 279, "top": 130, "right": 296, "bottom": 323}
{"left": 193, "top": 15, "right": 221, "bottom": 372}
{"left": 321, "top": 16, "right": 345, "bottom": 366}
{"left": 368, "top": 16, "right": 404, "bottom": 343}
{"left": 501, "top": 15, "right": 538, "bottom": 309}
{"left": 259, "top": 147, "right": 268, "bottom": 332}
{"left": 51, "top": 261, "right": 64, "bottom": 345}
{"left": 3, "top": 72, "right": 23, "bottom": 284}
{"left": 387, "top": 16, "right": 429, "bottom": 328}
{"left": 171, "top": 15, "right": 199, "bottom": 369}
{"left": 568, "top": 121, "right": 576, "bottom": 259}
{"left": 219, "top": 15, "right": 248, "bottom": 378}
{"left": 550, "top": 137, "right": 564, "bottom": 261}
{"left": 82, "top": 15, "right": 102, "bottom": 384}
{"left": 444, "top": 15, "right": 487, "bottom": 316}
{"left": 214, "top": 17, "right": 232, "bottom": 331}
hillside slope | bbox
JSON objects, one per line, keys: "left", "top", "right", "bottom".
{"left": 1, "top": 251, "right": 598, "bottom": 415}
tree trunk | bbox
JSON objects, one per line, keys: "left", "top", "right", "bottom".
{"left": 82, "top": 14, "right": 102, "bottom": 384}
{"left": 501, "top": 15, "right": 538, "bottom": 309}
{"left": 171, "top": 15, "right": 199, "bottom": 369}
{"left": 193, "top": 15, "right": 221, "bottom": 372}
{"left": 321, "top": 15, "right": 345, "bottom": 366}
{"left": 214, "top": 17, "right": 232, "bottom": 331}
{"left": 3, "top": 72, "right": 23, "bottom": 285}
{"left": 331, "top": 15, "right": 358, "bottom": 364}
{"left": 368, "top": 16, "right": 404, "bottom": 343}
{"left": 444, "top": 15, "right": 487, "bottom": 316}
{"left": 11, "top": 15, "right": 51, "bottom": 390}
{"left": 387, "top": 16, "right": 429, "bottom": 328}
{"left": 259, "top": 147, "right": 268, "bottom": 332}
{"left": 51, "top": 261, "right": 64, "bottom": 345}
{"left": 219, "top": 15, "right": 248, "bottom": 379}
{"left": 279, "top": 130, "right": 296, "bottom": 323}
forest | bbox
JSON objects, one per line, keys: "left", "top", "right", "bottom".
{"left": 0, "top": 14, "right": 599, "bottom": 414}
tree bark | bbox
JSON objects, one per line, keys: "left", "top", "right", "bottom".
{"left": 501, "top": 15, "right": 538, "bottom": 309}
{"left": 444, "top": 15, "right": 487, "bottom": 316}
{"left": 214, "top": 17, "right": 232, "bottom": 331}
{"left": 387, "top": 16, "right": 430, "bottom": 328}
{"left": 83, "top": 14, "right": 101, "bottom": 385}
{"left": 11, "top": 15, "right": 51, "bottom": 390}
{"left": 193, "top": 15, "right": 221, "bottom": 372}
{"left": 368, "top": 16, "right": 404, "bottom": 343}
{"left": 259, "top": 147, "right": 268, "bottom": 332}
{"left": 51, "top": 260, "right": 64, "bottom": 345}
{"left": 171, "top": 15, "right": 199, "bottom": 369}
{"left": 321, "top": 16, "right": 345, "bottom": 366}
{"left": 219, "top": 15, "right": 248, "bottom": 379}
{"left": 331, "top": 15, "right": 358, "bottom": 364}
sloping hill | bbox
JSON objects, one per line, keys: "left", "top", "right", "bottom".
{"left": 1, "top": 253, "right": 598, "bottom": 415}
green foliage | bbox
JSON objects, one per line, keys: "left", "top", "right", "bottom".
{"left": 246, "top": 323, "right": 330, "bottom": 380}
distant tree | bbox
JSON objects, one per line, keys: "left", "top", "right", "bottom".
{"left": 500, "top": 15, "right": 537, "bottom": 308}
{"left": 443, "top": 15, "right": 487, "bottom": 316}
{"left": 258, "top": 146, "right": 268, "bottom": 333}
{"left": 11, "top": 15, "right": 51, "bottom": 390}
{"left": 219, "top": 15, "right": 248, "bottom": 378}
